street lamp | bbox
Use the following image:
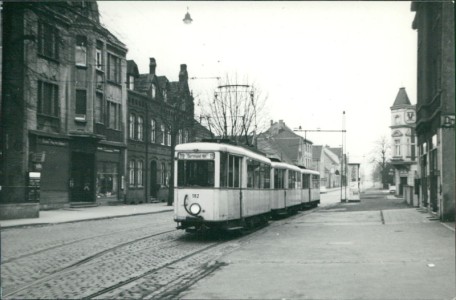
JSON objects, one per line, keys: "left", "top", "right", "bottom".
{"left": 183, "top": 7, "right": 193, "bottom": 24}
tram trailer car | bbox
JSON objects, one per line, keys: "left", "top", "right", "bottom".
{"left": 174, "top": 142, "right": 272, "bottom": 231}
{"left": 173, "top": 142, "right": 320, "bottom": 231}
{"left": 300, "top": 168, "right": 321, "bottom": 209}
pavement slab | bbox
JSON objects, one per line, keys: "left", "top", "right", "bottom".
{"left": 182, "top": 208, "right": 455, "bottom": 300}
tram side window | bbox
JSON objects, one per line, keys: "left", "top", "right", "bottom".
{"left": 312, "top": 175, "right": 320, "bottom": 188}
{"left": 220, "top": 153, "right": 241, "bottom": 188}
{"left": 262, "top": 164, "right": 271, "bottom": 188}
{"left": 288, "top": 171, "right": 296, "bottom": 189}
{"left": 274, "top": 169, "right": 285, "bottom": 189}
{"left": 247, "top": 160, "right": 270, "bottom": 189}
{"left": 302, "top": 174, "right": 310, "bottom": 189}
{"left": 177, "top": 160, "right": 215, "bottom": 187}
{"left": 296, "top": 171, "right": 302, "bottom": 189}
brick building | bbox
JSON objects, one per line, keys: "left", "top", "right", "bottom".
{"left": 411, "top": 2, "right": 455, "bottom": 221}
{"left": 126, "top": 58, "right": 210, "bottom": 204}
{"left": 1, "top": 2, "right": 128, "bottom": 218}
{"left": 257, "top": 120, "right": 313, "bottom": 169}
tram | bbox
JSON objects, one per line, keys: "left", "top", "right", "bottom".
{"left": 173, "top": 141, "right": 320, "bottom": 231}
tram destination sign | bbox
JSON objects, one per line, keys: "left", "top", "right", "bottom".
{"left": 178, "top": 152, "right": 215, "bottom": 160}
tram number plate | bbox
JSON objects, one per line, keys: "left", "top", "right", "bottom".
{"left": 192, "top": 194, "right": 199, "bottom": 199}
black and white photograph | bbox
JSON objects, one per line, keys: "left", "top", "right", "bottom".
{"left": 0, "top": 1, "right": 454, "bottom": 299}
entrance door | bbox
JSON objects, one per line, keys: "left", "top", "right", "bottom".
{"left": 71, "top": 152, "right": 95, "bottom": 202}
{"left": 150, "top": 161, "right": 158, "bottom": 198}
{"left": 399, "top": 177, "right": 407, "bottom": 196}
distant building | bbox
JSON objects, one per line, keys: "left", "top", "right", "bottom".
{"left": 312, "top": 146, "right": 342, "bottom": 188}
{"left": 1, "top": 2, "right": 128, "bottom": 218}
{"left": 389, "top": 87, "right": 419, "bottom": 204}
{"left": 412, "top": 2, "right": 455, "bottom": 221}
{"left": 257, "top": 120, "right": 313, "bottom": 168}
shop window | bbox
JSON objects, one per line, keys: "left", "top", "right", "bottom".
{"left": 96, "top": 162, "right": 118, "bottom": 198}
{"left": 161, "top": 162, "right": 166, "bottom": 185}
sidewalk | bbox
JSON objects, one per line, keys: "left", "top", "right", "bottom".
{"left": 182, "top": 199, "right": 455, "bottom": 299}
{"left": 0, "top": 203, "right": 173, "bottom": 229}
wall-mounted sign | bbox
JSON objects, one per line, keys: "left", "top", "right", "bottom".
{"left": 178, "top": 152, "right": 215, "bottom": 160}
{"left": 405, "top": 110, "right": 416, "bottom": 124}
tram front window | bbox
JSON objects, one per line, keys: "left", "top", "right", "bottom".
{"left": 177, "top": 160, "right": 215, "bottom": 187}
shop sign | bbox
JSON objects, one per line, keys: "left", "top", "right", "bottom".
{"left": 38, "top": 138, "right": 67, "bottom": 147}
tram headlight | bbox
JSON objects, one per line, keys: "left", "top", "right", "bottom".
{"left": 189, "top": 203, "right": 201, "bottom": 215}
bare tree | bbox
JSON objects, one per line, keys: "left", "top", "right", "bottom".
{"left": 199, "top": 74, "right": 269, "bottom": 146}
{"left": 369, "top": 135, "right": 391, "bottom": 189}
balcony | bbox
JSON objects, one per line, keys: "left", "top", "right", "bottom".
{"left": 95, "top": 123, "right": 123, "bottom": 142}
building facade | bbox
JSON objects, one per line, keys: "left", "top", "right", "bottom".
{"left": 257, "top": 120, "right": 313, "bottom": 168}
{"left": 1, "top": 2, "right": 128, "bottom": 218}
{"left": 126, "top": 58, "right": 210, "bottom": 204}
{"left": 312, "top": 146, "right": 342, "bottom": 189}
{"left": 412, "top": 2, "right": 455, "bottom": 221}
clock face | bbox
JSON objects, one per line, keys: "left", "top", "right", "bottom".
{"left": 405, "top": 110, "right": 415, "bottom": 123}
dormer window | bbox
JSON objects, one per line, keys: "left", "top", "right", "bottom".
{"left": 128, "top": 75, "right": 135, "bottom": 90}
{"left": 151, "top": 84, "right": 156, "bottom": 99}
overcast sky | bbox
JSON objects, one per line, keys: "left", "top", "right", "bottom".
{"left": 98, "top": 1, "right": 417, "bottom": 170}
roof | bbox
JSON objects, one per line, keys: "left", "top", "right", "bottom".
{"left": 127, "top": 60, "right": 139, "bottom": 77}
{"left": 328, "top": 147, "right": 342, "bottom": 158}
{"left": 392, "top": 87, "right": 412, "bottom": 107}
{"left": 135, "top": 74, "right": 153, "bottom": 94}
{"left": 256, "top": 135, "right": 294, "bottom": 164}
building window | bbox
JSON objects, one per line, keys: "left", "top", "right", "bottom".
{"left": 75, "top": 90, "right": 87, "bottom": 116}
{"left": 394, "top": 139, "right": 401, "bottom": 156}
{"left": 161, "top": 125, "right": 165, "bottom": 145}
{"left": 184, "top": 130, "right": 189, "bottom": 143}
{"left": 75, "top": 35, "right": 87, "bottom": 67}
{"left": 107, "top": 54, "right": 121, "bottom": 83}
{"left": 96, "top": 41, "right": 103, "bottom": 70}
{"left": 38, "top": 22, "right": 59, "bottom": 60}
{"left": 107, "top": 101, "right": 121, "bottom": 130}
{"left": 128, "top": 75, "right": 135, "bottom": 90}
{"left": 96, "top": 49, "right": 103, "bottom": 70}
{"left": 150, "top": 119, "right": 156, "bottom": 142}
{"left": 137, "top": 160, "right": 143, "bottom": 187}
{"left": 137, "top": 116, "right": 144, "bottom": 141}
{"left": 167, "top": 129, "right": 171, "bottom": 146}
{"left": 96, "top": 162, "right": 118, "bottom": 198}
{"left": 161, "top": 162, "right": 166, "bottom": 186}
{"left": 178, "top": 129, "right": 182, "bottom": 144}
{"left": 37, "top": 81, "right": 59, "bottom": 117}
{"left": 129, "top": 114, "right": 135, "bottom": 139}
{"left": 129, "top": 160, "right": 135, "bottom": 186}
{"left": 95, "top": 93, "right": 103, "bottom": 123}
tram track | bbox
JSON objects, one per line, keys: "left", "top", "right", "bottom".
{"left": 2, "top": 228, "right": 179, "bottom": 299}
{"left": 2, "top": 224, "right": 173, "bottom": 264}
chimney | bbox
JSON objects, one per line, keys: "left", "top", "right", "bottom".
{"left": 179, "top": 64, "right": 188, "bottom": 82}
{"left": 149, "top": 58, "right": 156, "bottom": 75}
{"left": 270, "top": 120, "right": 273, "bottom": 126}
{"left": 279, "top": 120, "right": 284, "bottom": 127}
